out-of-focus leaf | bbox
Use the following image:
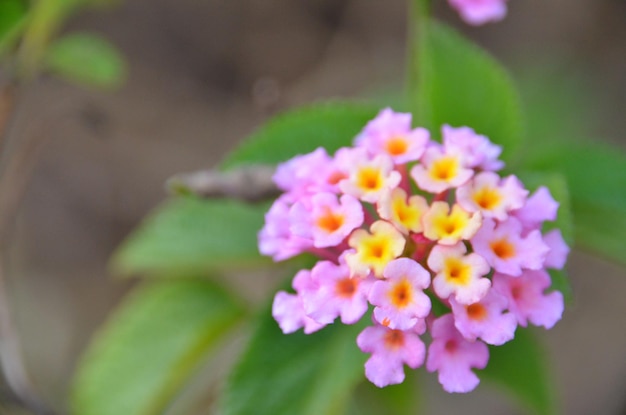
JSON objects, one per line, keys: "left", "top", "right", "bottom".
{"left": 221, "top": 102, "right": 379, "bottom": 169}
{"left": 413, "top": 21, "right": 524, "bottom": 161}
{"left": 482, "top": 328, "right": 557, "bottom": 415}
{"left": 71, "top": 279, "right": 246, "bottom": 415}
{"left": 521, "top": 140, "right": 626, "bottom": 266}
{"left": 44, "top": 32, "right": 126, "bottom": 88}
{"left": 0, "top": 0, "right": 27, "bottom": 55}
{"left": 0, "top": 0, "right": 26, "bottom": 39}
{"left": 348, "top": 371, "right": 420, "bottom": 415}
{"left": 517, "top": 171, "right": 573, "bottom": 299}
{"left": 112, "top": 197, "right": 270, "bottom": 277}
{"left": 219, "top": 306, "right": 368, "bottom": 415}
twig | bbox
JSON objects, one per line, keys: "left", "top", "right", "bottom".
{"left": 0, "top": 83, "right": 58, "bottom": 415}
{"left": 166, "top": 165, "right": 280, "bottom": 202}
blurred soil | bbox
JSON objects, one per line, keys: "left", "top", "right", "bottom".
{"left": 3, "top": 0, "right": 626, "bottom": 413}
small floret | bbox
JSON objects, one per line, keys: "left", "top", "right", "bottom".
{"left": 355, "top": 108, "right": 429, "bottom": 164}
{"left": 428, "top": 243, "right": 491, "bottom": 304}
{"left": 357, "top": 324, "right": 426, "bottom": 387}
{"left": 426, "top": 314, "right": 489, "bottom": 393}
{"left": 447, "top": 0, "right": 508, "bottom": 26}
{"left": 345, "top": 220, "right": 406, "bottom": 278}
{"left": 411, "top": 145, "right": 474, "bottom": 193}
{"left": 339, "top": 150, "right": 401, "bottom": 203}
{"left": 369, "top": 258, "right": 432, "bottom": 330}
{"left": 423, "top": 202, "right": 482, "bottom": 245}
{"left": 493, "top": 271, "right": 564, "bottom": 329}
{"left": 471, "top": 218, "right": 549, "bottom": 276}
{"left": 377, "top": 188, "right": 429, "bottom": 234}
{"left": 290, "top": 192, "right": 364, "bottom": 248}
{"left": 456, "top": 172, "right": 527, "bottom": 221}
{"left": 449, "top": 290, "right": 517, "bottom": 345}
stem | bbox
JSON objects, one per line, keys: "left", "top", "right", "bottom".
{"left": 0, "top": 84, "right": 58, "bottom": 414}
{"left": 406, "top": 0, "right": 432, "bottom": 118}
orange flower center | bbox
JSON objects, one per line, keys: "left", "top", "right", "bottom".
{"left": 386, "top": 137, "right": 409, "bottom": 156}
{"left": 490, "top": 238, "right": 515, "bottom": 259}
{"left": 466, "top": 303, "right": 487, "bottom": 321}
{"left": 357, "top": 167, "right": 382, "bottom": 191}
{"left": 473, "top": 187, "right": 502, "bottom": 210}
{"left": 316, "top": 208, "right": 344, "bottom": 233}
{"left": 431, "top": 156, "right": 458, "bottom": 181}
{"left": 384, "top": 329, "right": 405, "bottom": 349}
{"left": 327, "top": 170, "right": 347, "bottom": 185}
{"left": 389, "top": 279, "right": 413, "bottom": 308}
{"left": 335, "top": 278, "right": 358, "bottom": 298}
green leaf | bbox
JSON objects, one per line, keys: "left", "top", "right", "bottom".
{"left": 112, "top": 196, "right": 270, "bottom": 277}
{"left": 0, "top": 0, "right": 27, "bottom": 55}
{"left": 221, "top": 102, "right": 379, "bottom": 169}
{"left": 413, "top": 21, "right": 524, "bottom": 162}
{"left": 219, "top": 307, "right": 368, "bottom": 415}
{"left": 0, "top": 0, "right": 26, "bottom": 39}
{"left": 348, "top": 371, "right": 421, "bottom": 415}
{"left": 71, "top": 279, "right": 246, "bottom": 415}
{"left": 44, "top": 32, "right": 126, "bottom": 88}
{"left": 521, "top": 140, "right": 626, "bottom": 266}
{"left": 482, "top": 328, "right": 557, "bottom": 415}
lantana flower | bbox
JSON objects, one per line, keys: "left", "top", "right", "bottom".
{"left": 261, "top": 108, "right": 568, "bottom": 393}
{"left": 448, "top": 0, "right": 508, "bottom": 26}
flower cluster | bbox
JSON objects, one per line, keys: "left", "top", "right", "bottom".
{"left": 261, "top": 108, "right": 567, "bottom": 393}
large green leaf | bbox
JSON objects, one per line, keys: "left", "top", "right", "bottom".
{"left": 521, "top": 140, "right": 626, "bottom": 266}
{"left": 112, "top": 196, "right": 270, "bottom": 277}
{"left": 413, "top": 21, "right": 524, "bottom": 162}
{"left": 482, "top": 329, "right": 557, "bottom": 415}
{"left": 0, "top": 0, "right": 26, "bottom": 40}
{"left": 71, "top": 279, "right": 246, "bottom": 415}
{"left": 221, "top": 102, "right": 379, "bottom": 169}
{"left": 0, "top": 0, "right": 27, "bottom": 55}
{"left": 44, "top": 32, "right": 126, "bottom": 88}
{"left": 348, "top": 371, "right": 421, "bottom": 415}
{"left": 219, "top": 307, "right": 368, "bottom": 415}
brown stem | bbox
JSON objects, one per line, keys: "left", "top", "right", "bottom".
{"left": 0, "top": 84, "right": 15, "bottom": 153}
{"left": 0, "top": 84, "right": 58, "bottom": 414}
{"left": 166, "top": 165, "right": 280, "bottom": 202}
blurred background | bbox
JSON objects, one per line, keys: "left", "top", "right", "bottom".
{"left": 3, "top": 0, "right": 626, "bottom": 413}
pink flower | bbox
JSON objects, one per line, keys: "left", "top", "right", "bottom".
{"left": 355, "top": 108, "right": 429, "bottom": 164}
{"left": 290, "top": 192, "right": 364, "bottom": 248}
{"left": 513, "top": 186, "right": 559, "bottom": 230}
{"left": 543, "top": 229, "right": 570, "bottom": 270}
{"left": 456, "top": 172, "right": 527, "bottom": 221}
{"left": 377, "top": 188, "right": 429, "bottom": 235}
{"left": 411, "top": 144, "right": 474, "bottom": 193}
{"left": 357, "top": 324, "right": 426, "bottom": 387}
{"left": 450, "top": 290, "right": 517, "bottom": 345}
{"left": 426, "top": 314, "right": 489, "bottom": 393}
{"left": 447, "top": 0, "right": 508, "bottom": 26}
{"left": 258, "top": 195, "right": 312, "bottom": 261}
{"left": 345, "top": 220, "right": 406, "bottom": 278}
{"left": 442, "top": 125, "right": 503, "bottom": 170}
{"left": 272, "top": 291, "right": 325, "bottom": 334}
{"left": 369, "top": 258, "right": 432, "bottom": 330}
{"left": 273, "top": 148, "right": 335, "bottom": 195}
{"left": 471, "top": 218, "right": 549, "bottom": 276}
{"left": 422, "top": 202, "right": 482, "bottom": 245}
{"left": 301, "top": 259, "right": 373, "bottom": 325}
{"left": 427, "top": 243, "right": 491, "bottom": 304}
{"left": 339, "top": 149, "right": 402, "bottom": 203}
{"left": 493, "top": 271, "right": 564, "bottom": 329}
